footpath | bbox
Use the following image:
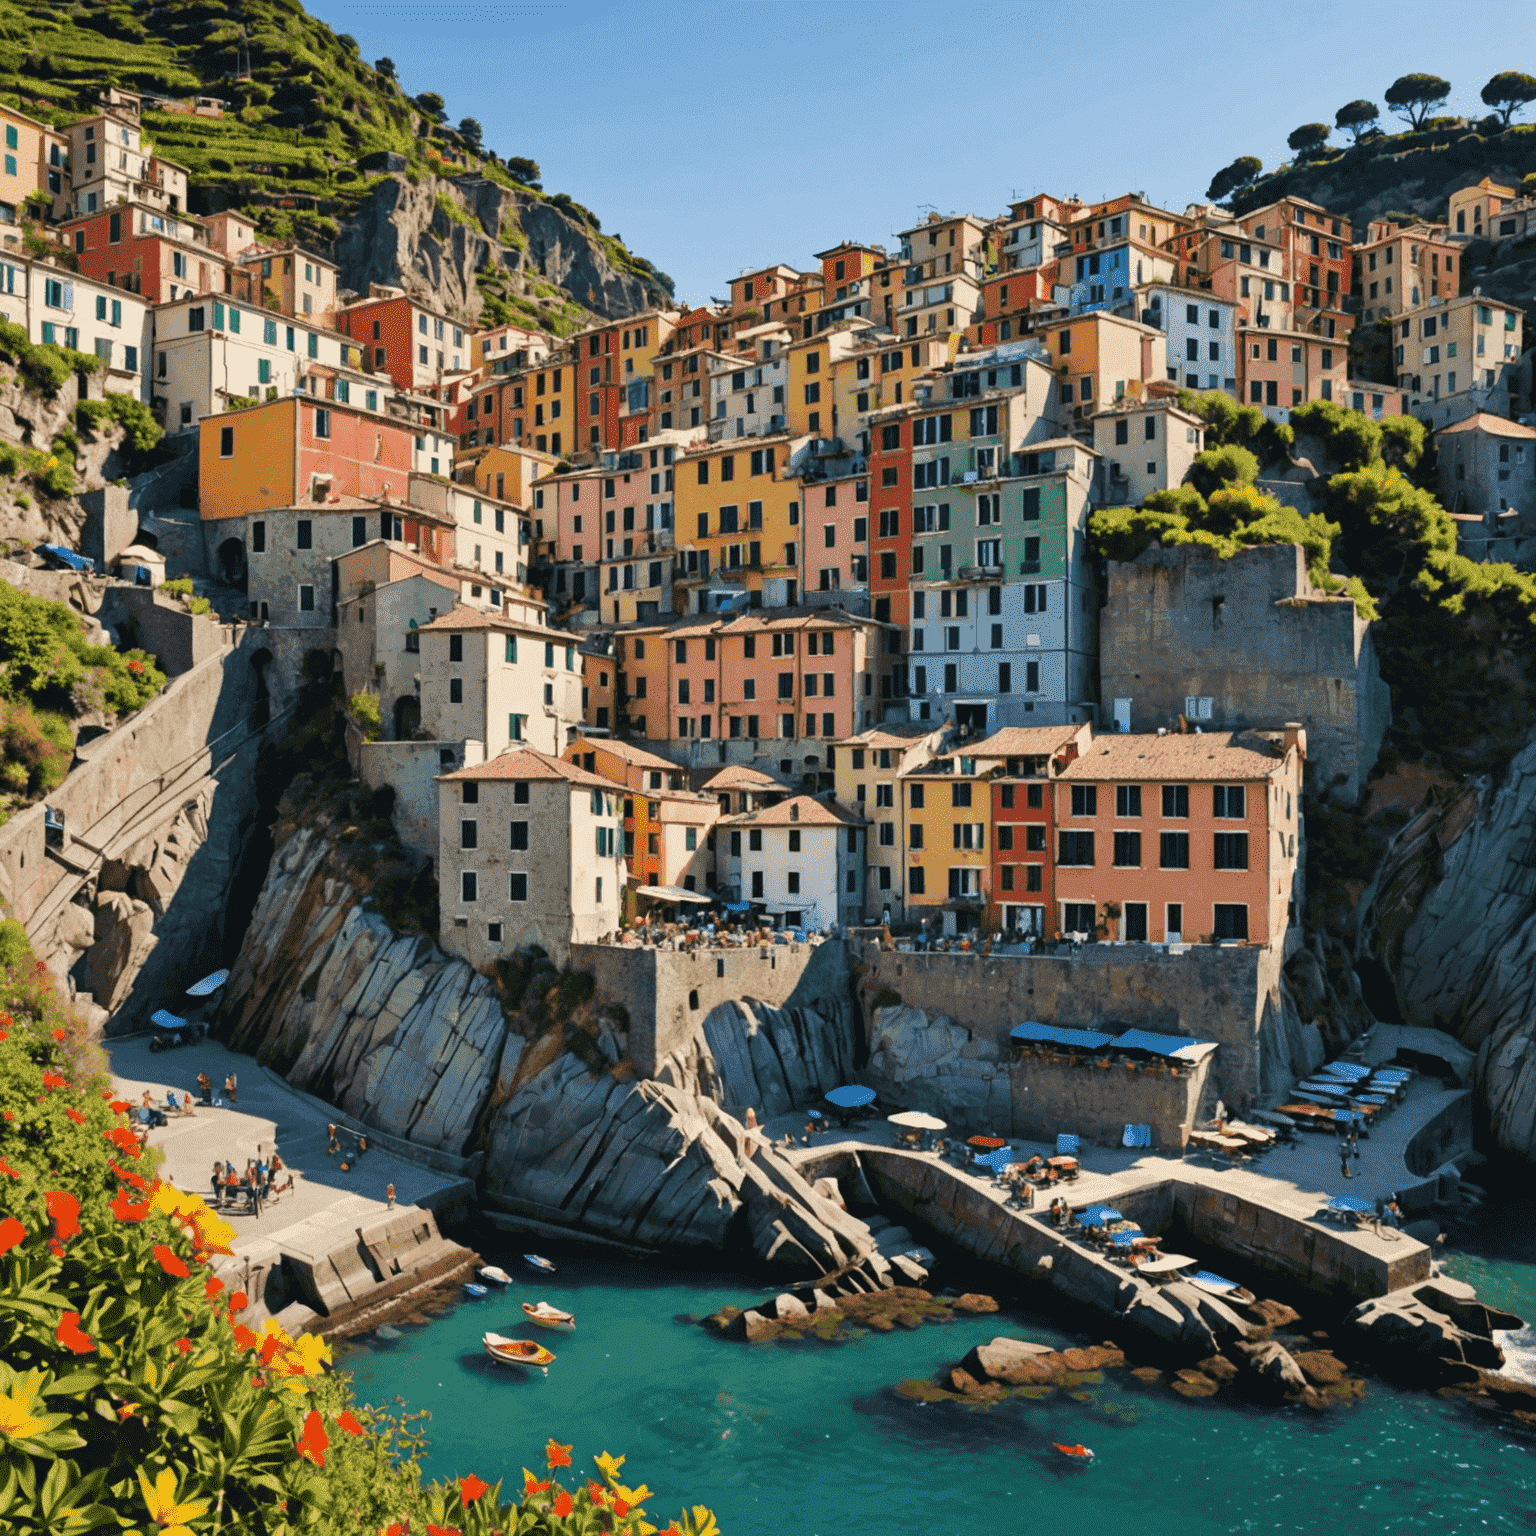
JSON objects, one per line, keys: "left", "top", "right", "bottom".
{"left": 106, "top": 1031, "right": 478, "bottom": 1334}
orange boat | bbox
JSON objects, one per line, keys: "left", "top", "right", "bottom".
{"left": 1053, "top": 1442, "right": 1094, "bottom": 1462}
{"left": 482, "top": 1332, "right": 555, "bottom": 1374}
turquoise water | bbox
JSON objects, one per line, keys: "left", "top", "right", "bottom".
{"left": 342, "top": 1224, "right": 1536, "bottom": 1536}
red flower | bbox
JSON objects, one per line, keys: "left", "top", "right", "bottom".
{"left": 100, "top": 1090, "right": 113, "bottom": 1100}
{"left": 337, "top": 1409, "right": 364, "bottom": 1437}
{"left": 127, "top": 658, "right": 144, "bottom": 675}
{"left": 384, "top": 1526, "right": 403, "bottom": 1536}
{"left": 523, "top": 1470, "right": 550, "bottom": 1495}
{"left": 110, "top": 1100, "right": 133, "bottom": 1116}
{"left": 459, "top": 1474, "right": 489, "bottom": 1504}
{"left": 587, "top": 1481, "right": 606, "bottom": 1506}
{"left": 295, "top": 1409, "right": 328, "bottom": 1467}
{"left": 45, "top": 1191, "right": 80, "bottom": 1243}
{"left": 229, "top": 1290, "right": 248, "bottom": 1313}
{"left": 545, "top": 1439, "right": 573, "bottom": 1469}
{"left": 0, "top": 1216, "right": 23, "bottom": 1254}
{"left": 615, "top": 1498, "right": 630, "bottom": 1516}
{"left": 41, "top": 1070, "right": 67, "bottom": 1090}
{"left": 0, "top": 1158, "right": 19, "bottom": 1178}
{"left": 426, "top": 1527, "right": 462, "bottom": 1536}
{"left": 111, "top": 1160, "right": 149, "bottom": 1191}
{"left": 56, "top": 1311, "right": 95, "bottom": 1354}
{"left": 176, "top": 1337, "right": 193, "bottom": 1354}
{"left": 65, "top": 1107, "right": 86, "bottom": 1124}
{"left": 47, "top": 1239, "right": 64, "bottom": 1258}
{"left": 552, "top": 1489, "right": 574, "bottom": 1519}
{"left": 3, "top": 1108, "right": 10, "bottom": 1120}
{"left": 51, "top": 1028, "right": 65, "bottom": 1041}
{"left": 204, "top": 1276, "right": 225, "bottom": 1300}
{"left": 260, "top": 1334, "right": 282, "bottom": 1366}
{"left": 154, "top": 1244, "right": 190, "bottom": 1278}
{"left": 233, "top": 1324, "right": 259, "bottom": 1352}
{"left": 111, "top": 1189, "right": 151, "bottom": 1222}
{"left": 105, "top": 1127, "right": 140, "bottom": 1156}
{"left": 0, "top": 1029, "right": 7, "bottom": 1043}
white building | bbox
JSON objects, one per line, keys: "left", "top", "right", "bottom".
{"left": 417, "top": 607, "right": 582, "bottom": 759}
{"left": 707, "top": 323, "right": 791, "bottom": 440}
{"left": 718, "top": 793, "right": 864, "bottom": 928}
{"left": 437, "top": 747, "right": 624, "bottom": 968}
{"left": 1089, "top": 398, "right": 1206, "bottom": 507}
{"left": 0, "top": 256, "right": 148, "bottom": 395}
{"left": 1141, "top": 283, "right": 1238, "bottom": 395}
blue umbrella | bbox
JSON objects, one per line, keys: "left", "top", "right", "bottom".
{"left": 976, "top": 1147, "right": 1017, "bottom": 1172}
{"left": 825, "top": 1085, "right": 877, "bottom": 1109}
{"left": 1078, "top": 1205, "right": 1123, "bottom": 1228}
{"left": 805, "top": 1108, "right": 824, "bottom": 1120}
{"left": 1328, "top": 1194, "right": 1374, "bottom": 1213}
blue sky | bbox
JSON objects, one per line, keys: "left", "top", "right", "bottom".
{"left": 314, "top": 0, "right": 1536, "bottom": 306}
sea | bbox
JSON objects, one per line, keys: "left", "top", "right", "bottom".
{"left": 341, "top": 1176, "right": 1536, "bottom": 1536}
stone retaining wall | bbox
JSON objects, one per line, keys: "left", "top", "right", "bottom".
{"left": 1008, "top": 1051, "right": 1211, "bottom": 1150}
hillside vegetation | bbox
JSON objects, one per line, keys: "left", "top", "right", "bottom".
{"left": 0, "top": 0, "right": 673, "bottom": 331}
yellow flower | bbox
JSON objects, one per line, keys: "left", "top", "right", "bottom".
{"left": 617, "top": 1482, "right": 653, "bottom": 1507}
{"left": 690, "top": 1507, "right": 721, "bottom": 1536}
{"left": 0, "top": 1371, "right": 53, "bottom": 1440}
{"left": 138, "top": 1467, "right": 211, "bottom": 1534}
{"left": 151, "top": 1184, "right": 236, "bottom": 1256}
{"left": 594, "top": 1450, "right": 626, "bottom": 1482}
{"left": 284, "top": 1330, "right": 331, "bottom": 1376}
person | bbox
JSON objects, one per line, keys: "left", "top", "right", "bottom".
{"left": 1384, "top": 1197, "right": 1402, "bottom": 1230}
{"left": 386, "top": 1182, "right": 396, "bottom": 1210}
{"left": 1339, "top": 1143, "right": 1353, "bottom": 1179}
{"left": 211, "top": 1162, "right": 224, "bottom": 1207}
{"left": 141, "top": 1090, "right": 153, "bottom": 1110}
{"left": 743, "top": 1106, "right": 759, "bottom": 1131}
{"left": 183, "top": 1092, "right": 194, "bottom": 1116}
{"left": 326, "top": 1124, "right": 339, "bottom": 1157}
{"left": 197, "top": 1071, "right": 212, "bottom": 1106}
{"left": 270, "top": 1151, "right": 285, "bottom": 1178}
{"left": 1352, "top": 1130, "right": 1362, "bottom": 1162}
{"left": 224, "top": 1072, "right": 238, "bottom": 1105}
{"left": 356, "top": 1135, "right": 367, "bottom": 1158}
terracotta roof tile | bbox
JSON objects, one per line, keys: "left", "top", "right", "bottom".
{"left": 1058, "top": 731, "right": 1292, "bottom": 783}
{"left": 719, "top": 794, "right": 864, "bottom": 828}
{"left": 441, "top": 747, "right": 613, "bottom": 790}
{"left": 701, "top": 763, "right": 787, "bottom": 791}
{"left": 965, "top": 724, "right": 1085, "bottom": 759}
{"left": 567, "top": 736, "right": 682, "bottom": 773}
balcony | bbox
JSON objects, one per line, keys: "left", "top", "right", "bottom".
{"left": 958, "top": 564, "right": 1003, "bottom": 580}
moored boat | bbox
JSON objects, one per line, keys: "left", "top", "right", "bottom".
{"left": 524, "top": 1253, "right": 557, "bottom": 1274}
{"left": 522, "top": 1300, "right": 577, "bottom": 1330}
{"left": 483, "top": 1332, "right": 555, "bottom": 1374}
{"left": 462, "top": 1281, "right": 489, "bottom": 1299}
{"left": 1053, "top": 1442, "right": 1094, "bottom": 1462}
{"left": 479, "top": 1265, "right": 514, "bottom": 1286}
{"left": 1189, "top": 1270, "right": 1257, "bottom": 1305}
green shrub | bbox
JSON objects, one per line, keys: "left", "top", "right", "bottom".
{"left": 349, "top": 690, "right": 381, "bottom": 741}
{"left": 0, "top": 702, "right": 73, "bottom": 794}
{"left": 161, "top": 577, "right": 194, "bottom": 599}
{"left": 0, "top": 915, "right": 29, "bottom": 970}
{"left": 188, "top": 596, "right": 211, "bottom": 617}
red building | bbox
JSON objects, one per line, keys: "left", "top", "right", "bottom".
{"left": 1237, "top": 197, "right": 1353, "bottom": 335}
{"left": 336, "top": 290, "right": 469, "bottom": 398}
{"left": 63, "top": 202, "right": 226, "bottom": 302}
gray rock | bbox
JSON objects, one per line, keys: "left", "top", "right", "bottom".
{"left": 1232, "top": 1339, "right": 1307, "bottom": 1395}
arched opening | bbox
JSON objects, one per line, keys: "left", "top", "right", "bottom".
{"left": 249, "top": 647, "right": 272, "bottom": 730}
{"left": 392, "top": 695, "right": 421, "bottom": 741}
{"left": 133, "top": 527, "right": 159, "bottom": 551}
{"left": 217, "top": 537, "right": 247, "bottom": 592}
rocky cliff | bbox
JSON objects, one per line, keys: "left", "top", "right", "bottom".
{"left": 1358, "top": 732, "right": 1536, "bottom": 1158}
{"left": 220, "top": 795, "right": 877, "bottom": 1275}
{"left": 331, "top": 173, "right": 669, "bottom": 329}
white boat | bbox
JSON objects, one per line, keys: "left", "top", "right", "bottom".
{"left": 523, "top": 1253, "right": 557, "bottom": 1274}
{"left": 185, "top": 969, "right": 230, "bottom": 998}
{"left": 482, "top": 1331, "right": 555, "bottom": 1374}
{"left": 1139, "top": 1253, "right": 1197, "bottom": 1277}
{"left": 522, "top": 1300, "right": 576, "bottom": 1330}
{"left": 462, "top": 1282, "right": 488, "bottom": 1299}
{"left": 1189, "top": 1270, "right": 1256, "bottom": 1305}
{"left": 479, "top": 1265, "right": 514, "bottom": 1286}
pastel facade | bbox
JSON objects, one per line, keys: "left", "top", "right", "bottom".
{"left": 438, "top": 749, "right": 623, "bottom": 969}
{"left": 336, "top": 289, "right": 468, "bottom": 397}
{"left": 719, "top": 795, "right": 864, "bottom": 927}
{"left": 1089, "top": 400, "right": 1205, "bottom": 507}
{"left": 1142, "top": 285, "right": 1238, "bottom": 395}
{"left": 65, "top": 202, "right": 226, "bottom": 303}
{"left": 1353, "top": 221, "right": 1459, "bottom": 322}
{"left": 1394, "top": 295, "right": 1525, "bottom": 425}
{"left": 0, "top": 256, "right": 148, "bottom": 392}
{"left": 1052, "top": 728, "right": 1304, "bottom": 947}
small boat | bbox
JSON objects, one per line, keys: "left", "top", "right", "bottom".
{"left": 522, "top": 1300, "right": 577, "bottom": 1331}
{"left": 1053, "top": 1442, "right": 1094, "bottom": 1462}
{"left": 479, "top": 1265, "right": 514, "bottom": 1286}
{"left": 523, "top": 1253, "right": 557, "bottom": 1275}
{"left": 462, "top": 1282, "right": 489, "bottom": 1299}
{"left": 1189, "top": 1271, "right": 1257, "bottom": 1306}
{"left": 483, "top": 1332, "right": 555, "bottom": 1374}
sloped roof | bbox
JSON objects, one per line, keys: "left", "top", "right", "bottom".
{"left": 965, "top": 724, "right": 1084, "bottom": 759}
{"left": 701, "top": 763, "right": 787, "bottom": 791}
{"left": 441, "top": 748, "right": 612, "bottom": 791}
{"left": 568, "top": 736, "right": 681, "bottom": 773}
{"left": 1436, "top": 412, "right": 1536, "bottom": 441}
{"left": 720, "top": 794, "right": 864, "bottom": 828}
{"left": 1057, "top": 731, "right": 1290, "bottom": 782}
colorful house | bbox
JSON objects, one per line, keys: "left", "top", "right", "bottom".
{"left": 901, "top": 757, "right": 993, "bottom": 936}
{"left": 64, "top": 202, "right": 226, "bottom": 303}
{"left": 336, "top": 288, "right": 468, "bottom": 398}
{"left": 718, "top": 794, "right": 864, "bottom": 928}
{"left": 1051, "top": 727, "right": 1305, "bottom": 945}
{"left": 1352, "top": 220, "right": 1460, "bottom": 322}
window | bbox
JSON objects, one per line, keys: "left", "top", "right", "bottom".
{"left": 251, "top": 521, "right": 265, "bottom": 553}
{"left": 219, "top": 425, "right": 234, "bottom": 458}
{"left": 749, "top": 829, "right": 763, "bottom": 852}
{"left": 510, "top": 821, "right": 529, "bottom": 850}
{"left": 951, "top": 782, "right": 972, "bottom": 808}
{"left": 314, "top": 408, "right": 330, "bottom": 439}
{"left": 1116, "top": 785, "right": 1141, "bottom": 817}
{"left": 460, "top": 820, "right": 478, "bottom": 850}
{"left": 460, "top": 871, "right": 477, "bottom": 903}
{"left": 1063, "top": 902, "right": 1096, "bottom": 935}
{"left": 1113, "top": 831, "right": 1141, "bottom": 867}
{"left": 296, "top": 519, "right": 312, "bottom": 550}
{"left": 1213, "top": 784, "right": 1246, "bottom": 818}
{"left": 1070, "top": 785, "right": 1096, "bottom": 817}
{"left": 1026, "top": 824, "right": 1046, "bottom": 852}
{"left": 449, "top": 678, "right": 463, "bottom": 704}
{"left": 507, "top": 872, "right": 528, "bottom": 902}
{"left": 1159, "top": 831, "right": 1190, "bottom": 869}
{"left": 1213, "top": 904, "right": 1248, "bottom": 941}
{"left": 1058, "top": 830, "right": 1094, "bottom": 866}
{"left": 1161, "top": 784, "right": 1189, "bottom": 818}
{"left": 1214, "top": 833, "right": 1249, "bottom": 870}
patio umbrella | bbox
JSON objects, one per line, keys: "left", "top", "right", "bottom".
{"left": 888, "top": 1111, "right": 947, "bottom": 1131}
{"left": 1077, "top": 1205, "right": 1123, "bottom": 1228}
{"left": 825, "top": 1085, "right": 877, "bottom": 1109}
{"left": 805, "top": 1109, "right": 824, "bottom": 1121}
{"left": 967, "top": 1135, "right": 1007, "bottom": 1149}
{"left": 1328, "top": 1194, "right": 1375, "bottom": 1213}
{"left": 975, "top": 1147, "right": 1018, "bottom": 1172}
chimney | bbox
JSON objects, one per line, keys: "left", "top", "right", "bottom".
{"left": 790, "top": 801, "right": 799, "bottom": 822}
{"left": 1282, "top": 721, "right": 1307, "bottom": 760}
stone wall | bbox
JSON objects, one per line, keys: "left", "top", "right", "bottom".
{"left": 359, "top": 739, "right": 483, "bottom": 863}
{"left": 857, "top": 940, "right": 1319, "bottom": 1110}
{"left": 1099, "top": 542, "right": 1391, "bottom": 803}
{"left": 1008, "top": 1051, "right": 1211, "bottom": 1150}
{"left": 572, "top": 934, "right": 847, "bottom": 1079}
{"left": 100, "top": 586, "right": 230, "bottom": 676}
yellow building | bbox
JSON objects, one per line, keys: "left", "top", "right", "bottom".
{"left": 901, "top": 756, "right": 993, "bottom": 935}
{"left": 672, "top": 433, "right": 804, "bottom": 610}
{"left": 514, "top": 353, "right": 578, "bottom": 458}
{"left": 460, "top": 441, "right": 559, "bottom": 509}
{"left": 784, "top": 325, "right": 882, "bottom": 440}
{"left": 0, "top": 102, "right": 49, "bottom": 231}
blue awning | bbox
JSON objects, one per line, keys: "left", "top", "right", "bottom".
{"left": 825, "top": 1085, "right": 876, "bottom": 1108}
{"left": 1010, "top": 1021, "right": 1115, "bottom": 1050}
{"left": 1112, "top": 1028, "right": 1216, "bottom": 1062}
{"left": 975, "top": 1147, "right": 1017, "bottom": 1171}
{"left": 1319, "top": 1061, "right": 1371, "bottom": 1081}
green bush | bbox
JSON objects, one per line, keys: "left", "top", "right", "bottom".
{"left": 188, "top": 596, "right": 211, "bottom": 617}
{"left": 348, "top": 690, "right": 381, "bottom": 741}
{"left": 161, "top": 577, "right": 194, "bottom": 599}
{"left": 0, "top": 703, "right": 73, "bottom": 793}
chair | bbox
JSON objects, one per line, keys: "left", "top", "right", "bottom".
{"left": 1055, "top": 1133, "right": 1080, "bottom": 1157}
{"left": 1122, "top": 1123, "right": 1153, "bottom": 1149}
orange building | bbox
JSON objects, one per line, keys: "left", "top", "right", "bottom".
{"left": 1051, "top": 728, "right": 1304, "bottom": 945}
{"left": 1352, "top": 220, "right": 1461, "bottom": 322}
{"left": 1236, "top": 197, "right": 1352, "bottom": 334}
{"left": 64, "top": 203, "right": 226, "bottom": 302}
{"left": 197, "top": 394, "right": 416, "bottom": 521}
{"left": 1238, "top": 327, "right": 1349, "bottom": 412}
{"left": 867, "top": 403, "right": 914, "bottom": 633}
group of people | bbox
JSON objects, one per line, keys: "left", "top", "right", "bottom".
{"left": 326, "top": 1123, "right": 369, "bottom": 1172}
{"left": 195, "top": 1071, "right": 239, "bottom": 1106}
{"left": 209, "top": 1151, "right": 291, "bottom": 1215}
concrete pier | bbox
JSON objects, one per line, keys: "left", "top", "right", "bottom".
{"left": 783, "top": 1077, "right": 1469, "bottom": 1315}
{"left": 106, "top": 1032, "right": 478, "bottom": 1333}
